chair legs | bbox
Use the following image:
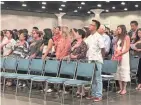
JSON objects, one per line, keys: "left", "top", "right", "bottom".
{"left": 15, "top": 79, "right": 19, "bottom": 95}
{"left": 29, "top": 80, "right": 33, "bottom": 98}
{"left": 44, "top": 82, "right": 48, "bottom": 100}
{"left": 62, "top": 84, "right": 66, "bottom": 105}
{"left": 3, "top": 78, "right": 6, "bottom": 93}
{"left": 80, "top": 85, "right": 84, "bottom": 105}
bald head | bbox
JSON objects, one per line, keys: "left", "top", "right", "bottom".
{"left": 98, "top": 25, "right": 106, "bottom": 35}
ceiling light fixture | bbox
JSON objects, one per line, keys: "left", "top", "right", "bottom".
{"left": 81, "top": 2, "right": 85, "bottom": 5}
{"left": 124, "top": 8, "right": 128, "bottom": 11}
{"left": 87, "top": 11, "right": 91, "bottom": 14}
{"left": 112, "top": 6, "right": 116, "bottom": 9}
{"left": 42, "top": 2, "right": 46, "bottom": 5}
{"left": 22, "top": 4, "right": 27, "bottom": 7}
{"left": 61, "top": 4, "right": 66, "bottom": 7}
{"left": 62, "top": 1, "right": 66, "bottom": 2}
{"left": 74, "top": 10, "right": 78, "bottom": 12}
{"left": 121, "top": 2, "right": 125, "bottom": 5}
{"left": 97, "top": 4, "right": 102, "bottom": 7}
{"left": 78, "top": 7, "right": 82, "bottom": 9}
{"left": 135, "top": 4, "right": 138, "bottom": 8}
{"left": 106, "top": 1, "right": 110, "bottom": 2}
{"left": 105, "top": 9, "right": 109, "bottom": 12}
{"left": 59, "top": 8, "right": 63, "bottom": 11}
{"left": 1, "top": 1, "right": 4, "bottom": 4}
{"left": 42, "top": 6, "right": 46, "bottom": 9}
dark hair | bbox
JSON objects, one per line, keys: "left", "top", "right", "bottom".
{"left": 23, "top": 29, "right": 28, "bottom": 34}
{"left": 92, "top": 19, "right": 101, "bottom": 30}
{"left": 1, "top": 31, "right": 4, "bottom": 37}
{"left": 117, "top": 25, "right": 127, "bottom": 46}
{"left": 130, "top": 21, "right": 138, "bottom": 26}
{"left": 56, "top": 26, "right": 61, "bottom": 31}
{"left": 83, "top": 27, "right": 90, "bottom": 38}
{"left": 33, "top": 27, "right": 39, "bottom": 30}
{"left": 43, "top": 28, "right": 53, "bottom": 45}
{"left": 18, "top": 29, "right": 24, "bottom": 35}
{"left": 13, "top": 29, "right": 18, "bottom": 32}
{"left": 135, "top": 28, "right": 141, "bottom": 42}
{"left": 6, "top": 30, "right": 14, "bottom": 38}
{"left": 77, "top": 29, "right": 86, "bottom": 39}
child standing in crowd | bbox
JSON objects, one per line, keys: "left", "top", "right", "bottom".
{"left": 114, "top": 25, "right": 130, "bottom": 95}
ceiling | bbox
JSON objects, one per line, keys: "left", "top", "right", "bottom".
{"left": 1, "top": 1, "right": 141, "bottom": 16}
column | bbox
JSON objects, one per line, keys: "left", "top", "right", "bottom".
{"left": 55, "top": 12, "right": 66, "bottom": 26}
{"left": 90, "top": 9, "right": 104, "bottom": 21}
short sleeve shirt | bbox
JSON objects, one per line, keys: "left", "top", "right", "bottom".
{"left": 3, "top": 39, "right": 16, "bottom": 56}
{"left": 86, "top": 32, "right": 105, "bottom": 63}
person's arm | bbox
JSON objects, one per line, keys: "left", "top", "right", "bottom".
{"left": 42, "top": 39, "right": 54, "bottom": 60}
{"left": 133, "top": 42, "right": 141, "bottom": 52}
{"left": 98, "top": 36, "right": 105, "bottom": 58}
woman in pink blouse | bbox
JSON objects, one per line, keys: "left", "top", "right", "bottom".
{"left": 56, "top": 31, "right": 71, "bottom": 60}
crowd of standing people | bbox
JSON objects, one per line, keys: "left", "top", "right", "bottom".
{"left": 0, "top": 20, "right": 141, "bottom": 102}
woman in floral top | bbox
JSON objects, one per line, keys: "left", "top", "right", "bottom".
{"left": 65, "top": 29, "right": 87, "bottom": 60}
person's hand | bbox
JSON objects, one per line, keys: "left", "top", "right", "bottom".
{"left": 70, "top": 54, "right": 77, "bottom": 59}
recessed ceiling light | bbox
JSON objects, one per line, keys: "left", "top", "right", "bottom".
{"left": 135, "top": 4, "right": 138, "bottom": 8}
{"left": 20, "top": 1, "right": 24, "bottom": 2}
{"left": 1, "top": 1, "right": 4, "bottom": 4}
{"left": 62, "top": 1, "right": 66, "bottom": 2}
{"left": 121, "top": 2, "right": 125, "bottom": 5}
{"left": 97, "top": 4, "right": 102, "bottom": 7}
{"left": 74, "top": 10, "right": 78, "bottom": 12}
{"left": 59, "top": 8, "right": 63, "bottom": 11}
{"left": 87, "top": 11, "right": 91, "bottom": 14}
{"left": 78, "top": 7, "right": 82, "bottom": 9}
{"left": 42, "top": 2, "right": 46, "bottom": 5}
{"left": 105, "top": 9, "right": 109, "bottom": 12}
{"left": 106, "top": 1, "right": 110, "bottom": 2}
{"left": 112, "top": 6, "right": 116, "bottom": 9}
{"left": 22, "top": 4, "right": 27, "bottom": 7}
{"left": 81, "top": 2, "right": 85, "bottom": 5}
{"left": 42, "top": 6, "right": 46, "bottom": 9}
{"left": 61, "top": 4, "right": 66, "bottom": 7}
{"left": 124, "top": 8, "right": 128, "bottom": 11}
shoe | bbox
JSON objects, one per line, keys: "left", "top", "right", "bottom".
{"left": 18, "top": 82, "right": 22, "bottom": 86}
{"left": 120, "top": 90, "right": 127, "bottom": 95}
{"left": 93, "top": 97, "right": 102, "bottom": 102}
{"left": 86, "top": 96, "right": 95, "bottom": 100}
{"left": 47, "top": 89, "right": 53, "bottom": 93}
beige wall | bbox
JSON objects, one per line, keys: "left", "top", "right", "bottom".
{"left": 1, "top": 10, "right": 84, "bottom": 32}
{"left": 84, "top": 11, "right": 141, "bottom": 31}
{"left": 1, "top": 10, "right": 141, "bottom": 32}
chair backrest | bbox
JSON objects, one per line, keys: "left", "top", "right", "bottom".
{"left": 17, "top": 58, "right": 31, "bottom": 72}
{"left": 59, "top": 60, "right": 77, "bottom": 78}
{"left": 4, "top": 57, "right": 17, "bottom": 72}
{"left": 130, "top": 57, "right": 139, "bottom": 71}
{"left": 76, "top": 61, "right": 95, "bottom": 80}
{"left": 30, "top": 59, "right": 44, "bottom": 73}
{"left": 102, "top": 60, "right": 118, "bottom": 73}
{"left": 44, "top": 59, "right": 60, "bottom": 76}
{"left": 0, "top": 57, "right": 5, "bottom": 69}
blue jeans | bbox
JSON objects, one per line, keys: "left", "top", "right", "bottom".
{"left": 92, "top": 61, "right": 103, "bottom": 98}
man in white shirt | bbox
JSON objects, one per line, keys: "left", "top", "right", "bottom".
{"left": 98, "top": 25, "right": 111, "bottom": 56}
{"left": 86, "top": 20, "right": 105, "bottom": 102}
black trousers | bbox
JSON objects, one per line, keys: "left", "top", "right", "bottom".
{"left": 137, "top": 58, "right": 141, "bottom": 84}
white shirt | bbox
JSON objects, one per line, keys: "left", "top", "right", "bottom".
{"left": 86, "top": 32, "right": 105, "bottom": 63}
{"left": 102, "top": 33, "right": 111, "bottom": 53}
